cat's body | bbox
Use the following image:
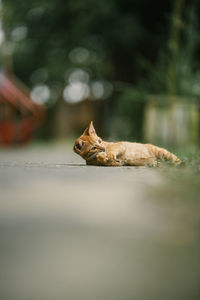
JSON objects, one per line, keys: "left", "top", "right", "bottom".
{"left": 73, "top": 121, "right": 181, "bottom": 167}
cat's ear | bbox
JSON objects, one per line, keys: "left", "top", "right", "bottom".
{"left": 83, "top": 121, "right": 96, "bottom": 136}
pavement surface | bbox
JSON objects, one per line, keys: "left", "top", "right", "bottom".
{"left": 0, "top": 143, "right": 200, "bottom": 300}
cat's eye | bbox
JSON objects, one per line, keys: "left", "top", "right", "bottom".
{"left": 91, "top": 146, "right": 97, "bottom": 150}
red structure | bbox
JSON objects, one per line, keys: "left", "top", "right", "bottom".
{"left": 0, "top": 72, "right": 45, "bottom": 146}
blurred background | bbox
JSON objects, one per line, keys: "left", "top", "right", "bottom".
{"left": 0, "top": 0, "right": 200, "bottom": 146}
{"left": 1, "top": 1, "right": 200, "bottom": 300}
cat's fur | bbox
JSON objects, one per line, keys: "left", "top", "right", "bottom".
{"left": 73, "top": 121, "right": 181, "bottom": 166}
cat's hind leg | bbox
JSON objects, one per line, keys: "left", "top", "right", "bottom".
{"left": 125, "top": 156, "right": 158, "bottom": 167}
{"left": 146, "top": 157, "right": 159, "bottom": 167}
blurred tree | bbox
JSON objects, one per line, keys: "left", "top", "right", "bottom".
{"left": 2, "top": 0, "right": 172, "bottom": 89}
{"left": 2, "top": 0, "right": 200, "bottom": 139}
{"left": 112, "top": 0, "right": 200, "bottom": 141}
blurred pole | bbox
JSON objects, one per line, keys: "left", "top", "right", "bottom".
{"left": 167, "top": 0, "right": 185, "bottom": 98}
{"left": 166, "top": 0, "right": 185, "bottom": 144}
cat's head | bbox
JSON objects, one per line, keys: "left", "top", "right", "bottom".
{"left": 73, "top": 121, "right": 105, "bottom": 161}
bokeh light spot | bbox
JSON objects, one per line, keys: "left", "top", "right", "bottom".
{"left": 31, "top": 85, "right": 50, "bottom": 104}
{"left": 63, "top": 82, "right": 89, "bottom": 104}
{"left": 69, "top": 47, "right": 90, "bottom": 64}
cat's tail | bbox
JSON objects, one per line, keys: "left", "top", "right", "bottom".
{"left": 146, "top": 144, "right": 182, "bottom": 165}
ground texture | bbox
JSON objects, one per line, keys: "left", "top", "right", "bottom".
{"left": 0, "top": 143, "right": 200, "bottom": 300}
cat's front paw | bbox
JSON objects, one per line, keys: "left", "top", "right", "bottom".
{"left": 96, "top": 152, "right": 108, "bottom": 164}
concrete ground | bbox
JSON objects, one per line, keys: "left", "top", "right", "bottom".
{"left": 0, "top": 143, "right": 200, "bottom": 300}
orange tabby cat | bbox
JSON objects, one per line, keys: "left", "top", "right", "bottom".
{"left": 73, "top": 121, "right": 181, "bottom": 166}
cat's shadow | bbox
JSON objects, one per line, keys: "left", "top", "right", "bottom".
{"left": 64, "top": 163, "right": 120, "bottom": 167}
{"left": 64, "top": 163, "right": 107, "bottom": 167}
{"left": 64, "top": 163, "right": 86, "bottom": 166}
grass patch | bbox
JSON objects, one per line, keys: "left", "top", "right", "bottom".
{"left": 157, "top": 146, "right": 200, "bottom": 201}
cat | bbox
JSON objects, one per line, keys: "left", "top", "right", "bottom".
{"left": 73, "top": 121, "right": 181, "bottom": 166}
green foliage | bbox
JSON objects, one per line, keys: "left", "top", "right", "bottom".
{"left": 140, "top": 2, "right": 200, "bottom": 98}
{"left": 111, "top": 1, "right": 200, "bottom": 140}
{"left": 3, "top": 0, "right": 172, "bottom": 90}
{"left": 2, "top": 0, "right": 200, "bottom": 141}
